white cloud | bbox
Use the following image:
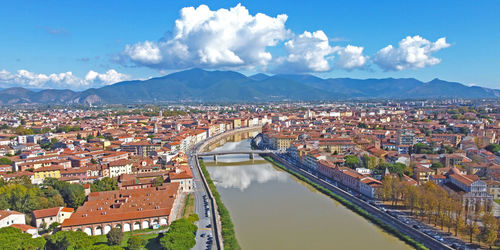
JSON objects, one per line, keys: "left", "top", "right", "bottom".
{"left": 373, "top": 35, "right": 450, "bottom": 71}
{"left": 274, "top": 30, "right": 336, "bottom": 73}
{"left": 0, "top": 69, "right": 130, "bottom": 90}
{"left": 122, "top": 4, "right": 290, "bottom": 69}
{"left": 85, "top": 69, "right": 130, "bottom": 86}
{"left": 335, "top": 45, "right": 368, "bottom": 70}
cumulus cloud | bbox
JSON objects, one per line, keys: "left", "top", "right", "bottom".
{"left": 373, "top": 35, "right": 450, "bottom": 71}
{"left": 274, "top": 30, "right": 336, "bottom": 73}
{"left": 272, "top": 31, "right": 368, "bottom": 73}
{"left": 122, "top": 4, "right": 290, "bottom": 69}
{"left": 335, "top": 45, "right": 368, "bottom": 70}
{"left": 0, "top": 69, "right": 129, "bottom": 90}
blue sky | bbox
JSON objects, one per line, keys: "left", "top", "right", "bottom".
{"left": 1, "top": 0, "right": 499, "bottom": 89}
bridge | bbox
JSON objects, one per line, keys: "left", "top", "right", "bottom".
{"left": 196, "top": 149, "right": 278, "bottom": 161}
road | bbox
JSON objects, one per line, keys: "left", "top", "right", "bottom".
{"left": 189, "top": 148, "right": 216, "bottom": 250}
{"left": 269, "top": 153, "right": 454, "bottom": 250}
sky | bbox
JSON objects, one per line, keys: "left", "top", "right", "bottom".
{"left": 0, "top": 0, "right": 499, "bottom": 90}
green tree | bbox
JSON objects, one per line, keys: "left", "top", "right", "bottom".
{"left": 430, "top": 162, "right": 444, "bottom": 170}
{"left": 0, "top": 227, "right": 46, "bottom": 250}
{"left": 126, "top": 236, "right": 144, "bottom": 250}
{"left": 91, "top": 177, "right": 119, "bottom": 192}
{"left": 153, "top": 176, "right": 164, "bottom": 187}
{"left": 486, "top": 144, "right": 500, "bottom": 154}
{"left": 0, "top": 158, "right": 13, "bottom": 165}
{"left": 160, "top": 231, "right": 196, "bottom": 250}
{"left": 160, "top": 218, "right": 198, "bottom": 250}
{"left": 46, "top": 230, "right": 95, "bottom": 250}
{"left": 106, "top": 228, "right": 123, "bottom": 246}
{"left": 344, "top": 155, "right": 359, "bottom": 169}
{"left": 362, "top": 155, "right": 378, "bottom": 169}
{"left": 48, "top": 222, "right": 61, "bottom": 232}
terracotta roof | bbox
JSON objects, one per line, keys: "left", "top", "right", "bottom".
{"left": 62, "top": 184, "right": 179, "bottom": 227}
{"left": 10, "top": 224, "right": 36, "bottom": 232}
{"left": 0, "top": 210, "right": 23, "bottom": 220}
{"left": 32, "top": 207, "right": 62, "bottom": 218}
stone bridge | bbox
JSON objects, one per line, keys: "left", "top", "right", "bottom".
{"left": 196, "top": 149, "right": 278, "bottom": 161}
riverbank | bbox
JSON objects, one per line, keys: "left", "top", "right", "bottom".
{"left": 261, "top": 155, "right": 428, "bottom": 250}
{"left": 199, "top": 159, "right": 241, "bottom": 250}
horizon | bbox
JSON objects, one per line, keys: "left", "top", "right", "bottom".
{"left": 1, "top": 1, "right": 499, "bottom": 90}
{"left": 0, "top": 67, "right": 489, "bottom": 92}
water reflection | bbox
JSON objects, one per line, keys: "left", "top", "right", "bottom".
{"left": 209, "top": 164, "right": 288, "bottom": 191}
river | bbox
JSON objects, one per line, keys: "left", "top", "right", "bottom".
{"left": 203, "top": 133, "right": 412, "bottom": 250}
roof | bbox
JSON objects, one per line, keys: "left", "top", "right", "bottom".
{"left": 62, "top": 184, "right": 179, "bottom": 227}
{"left": 32, "top": 207, "right": 62, "bottom": 218}
{"left": 10, "top": 224, "right": 36, "bottom": 232}
{"left": 0, "top": 210, "right": 23, "bottom": 220}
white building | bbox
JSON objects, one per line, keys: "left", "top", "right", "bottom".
{"left": 108, "top": 160, "right": 133, "bottom": 178}
{"left": 0, "top": 210, "right": 26, "bottom": 228}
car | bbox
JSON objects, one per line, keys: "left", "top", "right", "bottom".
{"left": 201, "top": 233, "right": 206, "bottom": 237}
{"left": 206, "top": 224, "right": 212, "bottom": 228}
{"left": 412, "top": 224, "right": 420, "bottom": 229}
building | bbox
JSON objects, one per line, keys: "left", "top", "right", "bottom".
{"left": 169, "top": 166, "right": 194, "bottom": 192}
{"left": 448, "top": 173, "right": 492, "bottom": 207}
{"left": 33, "top": 165, "right": 63, "bottom": 184}
{"left": 397, "top": 129, "right": 416, "bottom": 146}
{"left": 0, "top": 210, "right": 26, "bottom": 228}
{"left": 108, "top": 159, "right": 133, "bottom": 178}
{"left": 121, "top": 142, "right": 161, "bottom": 157}
{"left": 413, "top": 165, "right": 435, "bottom": 184}
{"left": 61, "top": 184, "right": 180, "bottom": 235}
{"left": 485, "top": 180, "right": 500, "bottom": 199}
{"left": 32, "top": 207, "right": 74, "bottom": 229}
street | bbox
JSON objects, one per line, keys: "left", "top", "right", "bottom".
{"left": 189, "top": 148, "right": 216, "bottom": 250}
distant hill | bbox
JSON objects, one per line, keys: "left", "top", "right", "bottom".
{"left": 0, "top": 68, "right": 498, "bottom": 104}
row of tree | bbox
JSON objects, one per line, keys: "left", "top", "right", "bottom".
{"left": 379, "top": 176, "right": 499, "bottom": 247}
{"left": 0, "top": 177, "right": 85, "bottom": 224}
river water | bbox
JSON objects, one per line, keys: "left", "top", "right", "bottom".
{"left": 204, "top": 133, "right": 412, "bottom": 250}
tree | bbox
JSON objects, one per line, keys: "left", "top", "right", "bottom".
{"left": 153, "top": 176, "right": 164, "bottom": 187}
{"left": 91, "top": 177, "right": 119, "bottom": 192}
{"left": 486, "top": 144, "right": 500, "bottom": 154}
{"left": 48, "top": 222, "right": 61, "bottom": 232}
{"left": 107, "top": 228, "right": 123, "bottom": 246}
{"left": 160, "top": 231, "right": 196, "bottom": 250}
{"left": 127, "top": 235, "right": 144, "bottom": 250}
{"left": 362, "top": 155, "right": 377, "bottom": 169}
{"left": 344, "top": 155, "right": 359, "bottom": 169}
{"left": 481, "top": 211, "right": 499, "bottom": 248}
{"left": 0, "top": 158, "right": 12, "bottom": 165}
{"left": 46, "top": 230, "right": 95, "bottom": 250}
{"left": 160, "top": 218, "right": 197, "bottom": 250}
{"left": 430, "top": 162, "right": 443, "bottom": 170}
{"left": 0, "top": 227, "right": 46, "bottom": 250}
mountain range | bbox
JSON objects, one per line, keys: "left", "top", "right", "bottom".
{"left": 0, "top": 68, "right": 498, "bottom": 104}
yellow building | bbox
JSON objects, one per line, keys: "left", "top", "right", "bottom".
{"left": 33, "top": 165, "right": 62, "bottom": 182}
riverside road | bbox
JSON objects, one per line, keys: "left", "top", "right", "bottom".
{"left": 268, "top": 154, "right": 453, "bottom": 250}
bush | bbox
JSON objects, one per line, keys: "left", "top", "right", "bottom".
{"left": 106, "top": 228, "right": 123, "bottom": 246}
{"left": 126, "top": 236, "right": 144, "bottom": 250}
{"left": 160, "top": 218, "right": 197, "bottom": 250}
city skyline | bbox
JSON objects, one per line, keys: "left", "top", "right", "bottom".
{"left": 1, "top": 1, "right": 499, "bottom": 90}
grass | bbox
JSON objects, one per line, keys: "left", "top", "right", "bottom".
{"left": 183, "top": 193, "right": 195, "bottom": 218}
{"left": 494, "top": 199, "right": 500, "bottom": 205}
{"left": 92, "top": 228, "right": 164, "bottom": 249}
{"left": 262, "top": 155, "right": 429, "bottom": 250}
{"left": 199, "top": 160, "right": 241, "bottom": 250}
